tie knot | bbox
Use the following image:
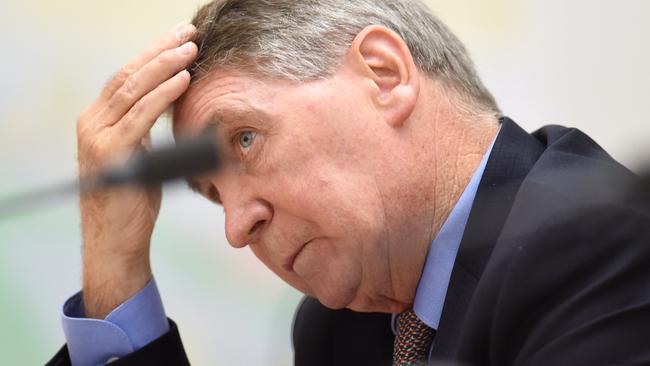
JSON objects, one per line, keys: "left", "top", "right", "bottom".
{"left": 393, "top": 309, "right": 436, "bottom": 366}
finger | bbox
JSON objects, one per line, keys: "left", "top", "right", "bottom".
{"left": 111, "top": 69, "right": 191, "bottom": 146}
{"left": 98, "top": 22, "right": 197, "bottom": 103}
{"left": 98, "top": 41, "right": 198, "bottom": 127}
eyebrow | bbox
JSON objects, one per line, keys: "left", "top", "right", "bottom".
{"left": 204, "top": 106, "right": 263, "bottom": 129}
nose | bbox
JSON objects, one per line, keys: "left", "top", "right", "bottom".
{"left": 224, "top": 197, "right": 273, "bottom": 248}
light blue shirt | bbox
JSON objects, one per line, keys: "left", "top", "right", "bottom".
{"left": 61, "top": 136, "right": 496, "bottom": 365}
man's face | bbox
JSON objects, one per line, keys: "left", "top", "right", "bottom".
{"left": 173, "top": 66, "right": 410, "bottom": 311}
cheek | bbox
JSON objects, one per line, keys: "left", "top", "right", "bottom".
{"left": 311, "top": 168, "right": 387, "bottom": 242}
{"left": 263, "top": 123, "right": 390, "bottom": 251}
{"left": 252, "top": 162, "right": 390, "bottom": 303}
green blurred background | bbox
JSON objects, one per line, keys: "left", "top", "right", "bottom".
{"left": 0, "top": 0, "right": 648, "bottom": 364}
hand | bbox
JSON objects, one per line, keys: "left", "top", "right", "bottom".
{"left": 77, "top": 23, "right": 198, "bottom": 318}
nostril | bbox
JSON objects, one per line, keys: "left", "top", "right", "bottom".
{"left": 248, "top": 220, "right": 266, "bottom": 236}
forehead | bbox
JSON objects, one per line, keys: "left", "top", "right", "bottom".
{"left": 173, "top": 70, "right": 294, "bottom": 138}
{"left": 174, "top": 73, "right": 250, "bottom": 135}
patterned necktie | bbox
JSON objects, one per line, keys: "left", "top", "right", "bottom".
{"left": 393, "top": 309, "right": 436, "bottom": 366}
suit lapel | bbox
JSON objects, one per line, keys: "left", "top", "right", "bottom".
{"left": 431, "top": 118, "right": 546, "bottom": 358}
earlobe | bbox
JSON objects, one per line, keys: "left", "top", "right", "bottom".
{"left": 348, "top": 25, "right": 420, "bottom": 127}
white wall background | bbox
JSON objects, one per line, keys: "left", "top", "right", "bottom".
{"left": 0, "top": 0, "right": 648, "bottom": 364}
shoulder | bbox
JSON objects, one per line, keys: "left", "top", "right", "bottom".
{"left": 495, "top": 124, "right": 649, "bottom": 301}
{"left": 499, "top": 123, "right": 640, "bottom": 246}
{"left": 462, "top": 125, "right": 650, "bottom": 361}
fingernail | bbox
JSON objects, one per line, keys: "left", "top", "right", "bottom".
{"left": 177, "top": 70, "right": 189, "bottom": 79}
{"left": 178, "top": 42, "right": 196, "bottom": 55}
{"left": 176, "top": 24, "right": 196, "bottom": 41}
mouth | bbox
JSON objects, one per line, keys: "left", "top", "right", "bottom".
{"left": 284, "top": 239, "right": 313, "bottom": 273}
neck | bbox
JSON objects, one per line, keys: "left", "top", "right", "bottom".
{"left": 429, "top": 113, "right": 499, "bottom": 236}
{"left": 387, "top": 93, "right": 500, "bottom": 311}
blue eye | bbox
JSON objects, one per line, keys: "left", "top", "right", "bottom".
{"left": 238, "top": 131, "right": 257, "bottom": 150}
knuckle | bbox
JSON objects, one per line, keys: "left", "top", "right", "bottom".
{"left": 122, "top": 73, "right": 140, "bottom": 96}
{"left": 118, "top": 64, "right": 135, "bottom": 80}
{"left": 129, "top": 98, "right": 146, "bottom": 118}
{"left": 107, "top": 94, "right": 122, "bottom": 111}
{"left": 110, "top": 66, "right": 132, "bottom": 87}
{"left": 109, "top": 83, "right": 137, "bottom": 109}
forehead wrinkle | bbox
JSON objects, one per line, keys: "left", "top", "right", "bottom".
{"left": 176, "top": 71, "right": 278, "bottom": 138}
{"left": 177, "top": 73, "right": 248, "bottom": 124}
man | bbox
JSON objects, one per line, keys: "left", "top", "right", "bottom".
{"left": 48, "top": 0, "right": 650, "bottom": 365}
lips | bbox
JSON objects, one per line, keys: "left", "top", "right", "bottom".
{"left": 284, "top": 239, "right": 313, "bottom": 273}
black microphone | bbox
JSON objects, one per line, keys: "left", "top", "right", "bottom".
{"left": 0, "top": 127, "right": 221, "bottom": 219}
{"left": 90, "top": 126, "right": 221, "bottom": 188}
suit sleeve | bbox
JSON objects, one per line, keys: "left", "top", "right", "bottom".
{"left": 485, "top": 204, "right": 650, "bottom": 365}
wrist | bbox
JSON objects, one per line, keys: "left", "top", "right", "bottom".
{"left": 82, "top": 250, "right": 152, "bottom": 319}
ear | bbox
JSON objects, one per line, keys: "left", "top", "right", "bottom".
{"left": 346, "top": 25, "right": 420, "bottom": 128}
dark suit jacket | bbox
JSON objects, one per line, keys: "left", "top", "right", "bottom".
{"left": 48, "top": 119, "right": 650, "bottom": 365}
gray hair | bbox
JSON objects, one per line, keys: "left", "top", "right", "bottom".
{"left": 190, "top": 0, "right": 500, "bottom": 115}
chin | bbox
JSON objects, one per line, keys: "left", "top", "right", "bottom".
{"left": 306, "top": 279, "right": 360, "bottom": 310}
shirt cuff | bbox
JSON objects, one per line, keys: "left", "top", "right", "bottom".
{"left": 61, "top": 278, "right": 169, "bottom": 366}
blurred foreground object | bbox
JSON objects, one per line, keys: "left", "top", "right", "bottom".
{"left": 0, "top": 127, "right": 220, "bottom": 219}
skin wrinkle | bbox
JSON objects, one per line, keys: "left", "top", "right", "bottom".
{"left": 424, "top": 90, "right": 447, "bottom": 242}
{"left": 426, "top": 94, "right": 442, "bottom": 269}
{"left": 450, "top": 126, "right": 466, "bottom": 205}
{"left": 371, "top": 173, "right": 395, "bottom": 307}
{"left": 177, "top": 81, "right": 251, "bottom": 132}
